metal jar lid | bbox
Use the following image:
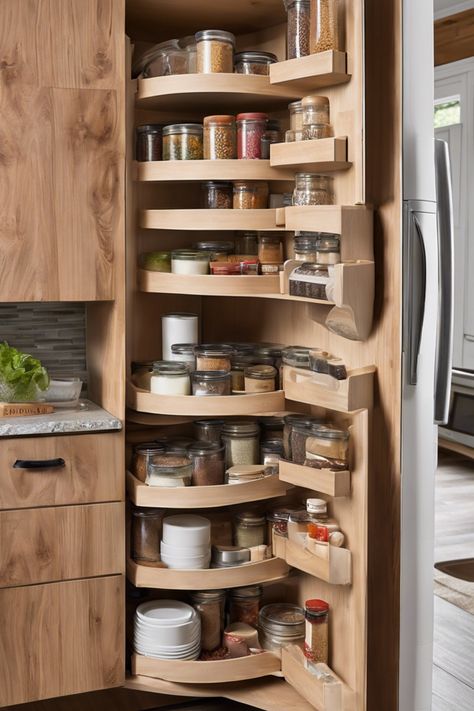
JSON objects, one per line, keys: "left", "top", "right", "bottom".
{"left": 222, "top": 420, "right": 260, "bottom": 436}
{"left": 192, "top": 370, "right": 231, "bottom": 381}
{"left": 230, "top": 585, "right": 262, "bottom": 599}
{"left": 235, "top": 511, "right": 266, "bottom": 526}
{"left": 259, "top": 603, "right": 305, "bottom": 635}
{"left": 188, "top": 440, "right": 224, "bottom": 457}
{"left": 234, "top": 51, "right": 278, "bottom": 64}
{"left": 152, "top": 360, "right": 189, "bottom": 376}
{"left": 195, "top": 29, "right": 236, "bottom": 44}
{"left": 211, "top": 545, "right": 251, "bottom": 565}
{"left": 136, "top": 124, "right": 164, "bottom": 134}
{"left": 162, "top": 123, "right": 203, "bottom": 136}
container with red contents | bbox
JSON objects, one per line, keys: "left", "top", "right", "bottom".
{"left": 237, "top": 113, "right": 268, "bottom": 159}
{"left": 306, "top": 498, "right": 344, "bottom": 550}
{"left": 229, "top": 585, "right": 262, "bottom": 628}
{"left": 304, "top": 599, "right": 329, "bottom": 663}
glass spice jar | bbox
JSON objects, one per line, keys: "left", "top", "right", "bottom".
{"left": 259, "top": 416, "right": 285, "bottom": 440}
{"left": 310, "top": 0, "right": 340, "bottom": 54}
{"left": 291, "top": 422, "right": 324, "bottom": 464}
{"left": 170, "top": 343, "right": 196, "bottom": 369}
{"left": 136, "top": 124, "right": 163, "bottom": 161}
{"left": 131, "top": 507, "right": 165, "bottom": 563}
{"left": 194, "top": 344, "right": 234, "bottom": 372}
{"left": 260, "top": 439, "right": 284, "bottom": 475}
{"left": 286, "top": 0, "right": 311, "bottom": 59}
{"left": 244, "top": 364, "right": 277, "bottom": 393}
{"left": 203, "top": 115, "right": 236, "bottom": 159}
{"left": 289, "top": 100, "right": 304, "bottom": 132}
{"left": 179, "top": 35, "right": 197, "bottom": 73}
{"left": 195, "top": 30, "right": 235, "bottom": 73}
{"left": 259, "top": 603, "right": 305, "bottom": 651}
{"left": 231, "top": 355, "right": 259, "bottom": 392}
{"left": 191, "top": 590, "right": 225, "bottom": 652}
{"left": 132, "top": 442, "right": 167, "bottom": 482}
{"left": 304, "top": 599, "right": 329, "bottom": 663}
{"left": 305, "top": 424, "right": 350, "bottom": 467}
{"left": 221, "top": 421, "right": 260, "bottom": 467}
{"left": 229, "top": 586, "right": 263, "bottom": 628}
{"left": 162, "top": 123, "right": 203, "bottom": 160}
{"left": 234, "top": 51, "right": 278, "bottom": 75}
{"left": 171, "top": 250, "right": 210, "bottom": 275}
{"left": 188, "top": 441, "right": 225, "bottom": 486}
{"left": 258, "top": 234, "right": 284, "bottom": 265}
{"left": 292, "top": 173, "right": 334, "bottom": 205}
{"left": 191, "top": 370, "right": 231, "bottom": 397}
{"left": 283, "top": 414, "right": 319, "bottom": 460}
{"left": 236, "top": 113, "right": 269, "bottom": 160}
{"left": 150, "top": 361, "right": 191, "bottom": 395}
{"left": 233, "top": 511, "right": 267, "bottom": 547}
{"left": 194, "top": 241, "right": 235, "bottom": 261}
{"left": 194, "top": 419, "right": 224, "bottom": 444}
{"left": 315, "top": 235, "right": 340, "bottom": 264}
{"left": 201, "top": 181, "right": 233, "bottom": 209}
{"left": 282, "top": 346, "right": 311, "bottom": 369}
{"left": 289, "top": 263, "right": 333, "bottom": 299}
{"left": 233, "top": 181, "right": 269, "bottom": 209}
{"left": 301, "top": 95, "right": 330, "bottom": 126}
{"left": 139, "top": 251, "right": 171, "bottom": 272}
{"left": 148, "top": 454, "right": 193, "bottom": 487}
{"left": 235, "top": 232, "right": 258, "bottom": 255}
{"left": 294, "top": 236, "right": 317, "bottom": 262}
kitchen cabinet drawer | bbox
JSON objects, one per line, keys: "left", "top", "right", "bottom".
{"left": 0, "top": 432, "right": 123, "bottom": 510}
{"left": 0, "top": 575, "right": 124, "bottom": 706}
{"left": 0, "top": 502, "right": 124, "bottom": 588}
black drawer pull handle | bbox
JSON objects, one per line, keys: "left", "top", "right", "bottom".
{"left": 13, "top": 458, "right": 66, "bottom": 470}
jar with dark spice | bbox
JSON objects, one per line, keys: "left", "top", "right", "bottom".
{"left": 194, "top": 419, "right": 224, "bottom": 444}
{"left": 233, "top": 181, "right": 269, "bottom": 209}
{"left": 191, "top": 590, "right": 225, "bottom": 652}
{"left": 310, "top": 0, "right": 340, "bottom": 54}
{"left": 293, "top": 173, "right": 334, "bottom": 206}
{"left": 229, "top": 586, "right": 263, "bottom": 628}
{"left": 291, "top": 422, "right": 324, "bottom": 464}
{"left": 235, "top": 232, "right": 258, "bottom": 255}
{"left": 201, "top": 181, "right": 233, "bottom": 209}
{"left": 136, "top": 124, "right": 163, "bottom": 161}
{"left": 259, "top": 603, "right": 305, "bottom": 651}
{"left": 309, "top": 348, "right": 346, "bottom": 379}
{"left": 195, "top": 30, "right": 235, "bottom": 73}
{"left": 258, "top": 234, "right": 284, "bottom": 265}
{"left": 305, "top": 424, "right": 350, "bottom": 468}
{"left": 221, "top": 421, "right": 260, "bottom": 467}
{"left": 131, "top": 507, "right": 165, "bottom": 563}
{"left": 259, "top": 416, "right": 285, "bottom": 441}
{"left": 191, "top": 370, "right": 231, "bottom": 396}
{"left": 261, "top": 439, "right": 284, "bottom": 475}
{"left": 203, "top": 115, "right": 236, "bottom": 159}
{"left": 244, "top": 364, "right": 277, "bottom": 393}
{"left": 289, "top": 263, "right": 333, "bottom": 300}
{"left": 234, "top": 51, "right": 277, "bottom": 75}
{"left": 283, "top": 414, "right": 319, "bottom": 460}
{"left": 188, "top": 441, "right": 225, "bottom": 486}
{"left": 148, "top": 454, "right": 193, "bottom": 486}
{"left": 237, "top": 113, "right": 268, "bottom": 159}
{"left": 194, "top": 344, "right": 234, "bottom": 372}
{"left": 304, "top": 599, "right": 329, "bottom": 662}
{"left": 233, "top": 511, "right": 267, "bottom": 547}
{"left": 162, "top": 123, "right": 203, "bottom": 160}
{"left": 132, "top": 442, "right": 167, "bottom": 482}
{"left": 286, "top": 0, "right": 311, "bottom": 59}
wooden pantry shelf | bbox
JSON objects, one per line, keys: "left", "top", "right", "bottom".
{"left": 127, "top": 470, "right": 291, "bottom": 509}
{"left": 134, "top": 160, "right": 294, "bottom": 182}
{"left": 136, "top": 74, "right": 302, "bottom": 113}
{"left": 127, "top": 556, "right": 290, "bottom": 590}
{"left": 278, "top": 461, "right": 351, "bottom": 498}
{"left": 284, "top": 205, "right": 373, "bottom": 238}
{"left": 283, "top": 365, "right": 375, "bottom": 412}
{"left": 138, "top": 270, "right": 281, "bottom": 297}
{"left": 270, "top": 137, "right": 351, "bottom": 173}
{"left": 140, "top": 209, "right": 285, "bottom": 231}
{"left": 283, "top": 539, "right": 352, "bottom": 586}
{"left": 270, "top": 51, "right": 350, "bottom": 91}
{"left": 131, "top": 651, "right": 282, "bottom": 684}
{"left": 127, "top": 381, "right": 286, "bottom": 417}
{"left": 282, "top": 645, "right": 352, "bottom": 711}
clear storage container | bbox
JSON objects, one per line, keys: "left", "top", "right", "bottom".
{"left": 194, "top": 344, "right": 234, "bottom": 372}
{"left": 148, "top": 454, "right": 193, "bottom": 486}
{"left": 234, "top": 51, "right": 277, "bottom": 75}
{"left": 283, "top": 414, "right": 319, "bottom": 460}
{"left": 222, "top": 421, "right": 260, "bottom": 467}
{"left": 162, "top": 123, "right": 203, "bottom": 160}
{"left": 193, "top": 419, "right": 225, "bottom": 444}
{"left": 131, "top": 507, "right": 165, "bottom": 562}
{"left": 235, "top": 232, "right": 258, "bottom": 255}
{"left": 136, "top": 124, "right": 162, "bottom": 161}
{"left": 259, "top": 603, "right": 305, "bottom": 650}
{"left": 286, "top": 0, "right": 311, "bottom": 59}
{"left": 244, "top": 364, "right": 277, "bottom": 393}
{"left": 310, "top": 0, "right": 340, "bottom": 54}
{"left": 315, "top": 235, "right": 340, "bottom": 264}
{"left": 294, "top": 236, "right": 317, "bottom": 262}
{"left": 233, "top": 511, "right": 267, "bottom": 547}
{"left": 301, "top": 95, "right": 330, "bottom": 126}
{"left": 305, "top": 424, "right": 350, "bottom": 467}
{"left": 233, "top": 181, "right": 269, "bottom": 209}
{"left": 142, "top": 47, "right": 188, "bottom": 77}
{"left": 188, "top": 441, "right": 225, "bottom": 486}
{"left": 260, "top": 439, "right": 284, "bottom": 475}
{"left": 150, "top": 361, "right": 191, "bottom": 395}
{"left": 258, "top": 234, "right": 284, "bottom": 265}
{"left": 179, "top": 35, "right": 197, "bottom": 72}
{"left": 292, "top": 173, "right": 334, "bottom": 205}
{"left": 229, "top": 586, "right": 263, "bottom": 628}
{"left": 191, "top": 591, "right": 225, "bottom": 652}
{"left": 282, "top": 346, "right": 311, "bottom": 369}
{"left": 171, "top": 250, "right": 209, "bottom": 275}
{"left": 195, "top": 29, "right": 235, "bottom": 73}
{"left": 289, "top": 100, "right": 304, "bottom": 132}
{"left": 139, "top": 251, "right": 171, "bottom": 272}
{"left": 170, "top": 343, "right": 196, "bottom": 369}
{"left": 203, "top": 115, "right": 236, "bottom": 159}
{"left": 201, "top": 181, "right": 233, "bottom": 209}
{"left": 289, "top": 263, "right": 333, "bottom": 300}
{"left": 132, "top": 442, "right": 166, "bottom": 482}
{"left": 236, "top": 113, "right": 268, "bottom": 160}
{"left": 194, "top": 240, "right": 235, "bottom": 260}
{"left": 191, "top": 370, "right": 231, "bottom": 396}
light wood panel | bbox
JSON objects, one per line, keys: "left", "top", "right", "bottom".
{"left": 0, "top": 576, "right": 124, "bottom": 707}
{"left": 270, "top": 51, "right": 349, "bottom": 90}
{"left": 285, "top": 205, "right": 373, "bottom": 236}
{"left": 138, "top": 270, "right": 281, "bottom": 297}
{"left": 0, "top": 503, "right": 124, "bottom": 588}
{"left": 434, "top": 9, "right": 474, "bottom": 66}
{"left": 0, "top": 433, "right": 123, "bottom": 510}
{"left": 283, "top": 365, "right": 375, "bottom": 412}
{"left": 279, "top": 461, "right": 351, "bottom": 498}
{"left": 135, "top": 160, "right": 295, "bottom": 182}
{"left": 284, "top": 538, "right": 352, "bottom": 586}
{"left": 140, "top": 208, "right": 285, "bottom": 231}
{"left": 270, "top": 137, "right": 351, "bottom": 172}
{"left": 282, "top": 646, "right": 349, "bottom": 711}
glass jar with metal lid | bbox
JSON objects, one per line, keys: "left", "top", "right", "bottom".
{"left": 150, "top": 361, "right": 190, "bottom": 396}
{"left": 283, "top": 414, "right": 321, "bottom": 460}
{"left": 233, "top": 511, "right": 267, "bottom": 547}
{"left": 289, "top": 100, "right": 304, "bottom": 132}
{"left": 288, "top": 262, "right": 333, "bottom": 299}
{"left": 162, "top": 123, "right": 203, "bottom": 160}
{"left": 304, "top": 598, "right": 329, "bottom": 662}
{"left": 201, "top": 181, "right": 233, "bottom": 209}
{"left": 188, "top": 440, "right": 225, "bottom": 486}
{"left": 305, "top": 424, "right": 350, "bottom": 467}
{"left": 142, "top": 46, "right": 188, "bottom": 77}
{"left": 191, "top": 370, "right": 231, "bottom": 396}
{"left": 190, "top": 590, "right": 225, "bottom": 652}
{"left": 282, "top": 346, "right": 311, "bottom": 369}
{"left": 294, "top": 235, "right": 318, "bottom": 262}
{"left": 259, "top": 416, "right": 285, "bottom": 440}
{"left": 258, "top": 234, "right": 284, "bottom": 265}
{"left": 139, "top": 250, "right": 171, "bottom": 272}
{"left": 253, "top": 343, "right": 285, "bottom": 366}
{"left": 193, "top": 241, "right": 235, "bottom": 261}
{"left": 193, "top": 419, "right": 224, "bottom": 444}
{"left": 179, "top": 35, "right": 197, "bottom": 73}
{"left": 229, "top": 586, "right": 263, "bottom": 627}
{"left": 244, "top": 364, "right": 277, "bottom": 393}
{"left": 291, "top": 421, "right": 325, "bottom": 464}
{"left": 286, "top": 0, "right": 311, "bottom": 59}
{"left": 259, "top": 603, "right": 305, "bottom": 650}
{"left": 170, "top": 343, "right": 196, "bottom": 369}
{"left": 195, "top": 29, "right": 235, "bottom": 73}
{"left": 147, "top": 454, "right": 193, "bottom": 487}
{"left": 310, "top": 0, "right": 340, "bottom": 54}
{"left": 235, "top": 232, "right": 258, "bottom": 255}
{"left": 315, "top": 235, "right": 340, "bottom": 264}
{"left": 194, "top": 344, "right": 234, "bottom": 372}
{"left": 136, "top": 124, "right": 163, "bottom": 161}
{"left": 132, "top": 39, "right": 180, "bottom": 78}
{"left": 234, "top": 51, "right": 278, "bottom": 75}
{"left": 301, "top": 95, "right": 332, "bottom": 140}
{"left": 221, "top": 420, "right": 260, "bottom": 467}
{"left": 171, "top": 250, "right": 209, "bottom": 275}
{"left": 261, "top": 439, "right": 284, "bottom": 475}
{"left": 233, "top": 181, "right": 269, "bottom": 209}
{"left": 132, "top": 442, "right": 167, "bottom": 482}
{"left": 231, "top": 355, "right": 259, "bottom": 392}
{"left": 293, "top": 173, "right": 334, "bottom": 206}
{"left": 237, "top": 113, "right": 268, "bottom": 159}
{"left": 211, "top": 545, "right": 251, "bottom": 568}
{"left": 203, "top": 115, "right": 236, "bottom": 159}
{"left": 131, "top": 507, "right": 165, "bottom": 562}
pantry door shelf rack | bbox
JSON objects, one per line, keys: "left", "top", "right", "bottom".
{"left": 269, "top": 50, "right": 350, "bottom": 91}
{"left": 283, "top": 365, "right": 375, "bottom": 412}
{"left": 281, "top": 538, "right": 352, "bottom": 586}
{"left": 139, "top": 208, "right": 286, "bottom": 231}
{"left": 126, "top": 470, "right": 291, "bottom": 509}
{"left": 127, "top": 556, "right": 290, "bottom": 590}
{"left": 134, "top": 159, "right": 296, "bottom": 182}
{"left": 270, "top": 137, "right": 351, "bottom": 173}
{"left": 278, "top": 461, "right": 351, "bottom": 498}
{"left": 131, "top": 651, "right": 282, "bottom": 684}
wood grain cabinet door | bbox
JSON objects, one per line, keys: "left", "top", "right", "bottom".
{"left": 0, "top": 0, "right": 124, "bottom": 301}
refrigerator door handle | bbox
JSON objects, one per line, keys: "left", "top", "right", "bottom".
{"left": 406, "top": 210, "right": 427, "bottom": 385}
{"left": 434, "top": 139, "right": 454, "bottom": 424}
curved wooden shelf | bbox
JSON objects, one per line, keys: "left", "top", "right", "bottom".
{"left": 136, "top": 74, "right": 301, "bottom": 112}
{"left": 283, "top": 365, "right": 375, "bottom": 412}
{"left": 278, "top": 461, "right": 351, "bottom": 498}
{"left": 270, "top": 137, "right": 351, "bottom": 172}
{"left": 127, "top": 380, "right": 285, "bottom": 417}
{"left": 283, "top": 539, "right": 352, "bottom": 586}
{"left": 134, "top": 160, "right": 294, "bottom": 182}
{"left": 138, "top": 270, "right": 281, "bottom": 297}
{"left": 270, "top": 50, "right": 350, "bottom": 91}
{"left": 131, "top": 651, "right": 282, "bottom": 684}
{"left": 127, "top": 556, "right": 290, "bottom": 590}
{"left": 127, "top": 471, "right": 291, "bottom": 509}
{"left": 140, "top": 208, "right": 285, "bottom": 231}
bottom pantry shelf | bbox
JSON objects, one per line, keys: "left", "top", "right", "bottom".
{"left": 131, "top": 651, "right": 282, "bottom": 683}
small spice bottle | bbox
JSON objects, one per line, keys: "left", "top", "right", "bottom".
{"left": 310, "top": 0, "right": 340, "bottom": 54}
{"left": 259, "top": 603, "right": 305, "bottom": 651}
{"left": 132, "top": 442, "right": 166, "bottom": 482}
{"left": 301, "top": 95, "right": 332, "bottom": 140}
{"left": 194, "top": 241, "right": 235, "bottom": 261}
{"left": 188, "top": 441, "right": 225, "bottom": 486}
{"left": 244, "top": 364, "right": 277, "bottom": 393}
{"left": 221, "top": 420, "right": 260, "bottom": 467}
{"left": 136, "top": 124, "right": 163, "bottom": 161}
{"left": 294, "top": 236, "right": 317, "bottom": 262}
{"left": 203, "top": 115, "right": 237, "bottom": 159}
{"left": 234, "top": 51, "right": 277, "bottom": 75}
{"left": 289, "top": 100, "right": 304, "bottom": 132}
{"left": 260, "top": 439, "right": 284, "bottom": 475}
{"left": 229, "top": 586, "right": 263, "bottom": 628}
{"left": 231, "top": 355, "right": 258, "bottom": 392}
{"left": 258, "top": 234, "right": 284, "bottom": 265}
{"left": 195, "top": 30, "right": 235, "bottom": 73}
{"left": 191, "top": 370, "right": 231, "bottom": 397}
{"left": 233, "top": 181, "right": 269, "bottom": 209}
{"left": 131, "top": 507, "right": 165, "bottom": 562}
{"left": 193, "top": 419, "right": 224, "bottom": 444}
{"left": 286, "top": 0, "right": 311, "bottom": 59}
{"left": 236, "top": 113, "right": 269, "bottom": 160}
{"left": 305, "top": 424, "right": 350, "bottom": 467}
{"left": 171, "top": 250, "right": 209, "bottom": 275}
{"left": 304, "top": 599, "right": 329, "bottom": 663}
{"left": 150, "top": 361, "right": 191, "bottom": 396}
{"left": 233, "top": 511, "right": 267, "bottom": 547}
{"left": 235, "top": 232, "right": 258, "bottom": 255}
{"left": 191, "top": 590, "right": 225, "bottom": 652}
{"left": 293, "top": 173, "right": 334, "bottom": 206}
{"left": 162, "top": 123, "right": 203, "bottom": 160}
{"left": 315, "top": 235, "right": 340, "bottom": 264}
{"left": 201, "top": 181, "right": 233, "bottom": 209}
{"left": 283, "top": 414, "right": 320, "bottom": 460}
{"left": 194, "top": 344, "right": 234, "bottom": 372}
{"left": 139, "top": 251, "right": 171, "bottom": 272}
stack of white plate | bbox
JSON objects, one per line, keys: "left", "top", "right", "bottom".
{"left": 160, "top": 514, "right": 211, "bottom": 569}
{"left": 134, "top": 600, "right": 201, "bottom": 660}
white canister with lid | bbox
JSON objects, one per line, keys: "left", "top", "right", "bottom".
{"left": 162, "top": 313, "right": 199, "bottom": 360}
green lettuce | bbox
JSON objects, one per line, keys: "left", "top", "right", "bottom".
{"left": 0, "top": 342, "right": 49, "bottom": 402}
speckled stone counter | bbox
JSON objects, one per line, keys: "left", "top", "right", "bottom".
{"left": 0, "top": 400, "right": 122, "bottom": 438}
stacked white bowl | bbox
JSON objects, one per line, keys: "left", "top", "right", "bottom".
{"left": 134, "top": 600, "right": 201, "bottom": 660}
{"left": 160, "top": 514, "right": 211, "bottom": 569}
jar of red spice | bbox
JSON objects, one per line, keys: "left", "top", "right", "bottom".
{"left": 229, "top": 586, "right": 263, "bottom": 628}
{"left": 236, "top": 113, "right": 268, "bottom": 159}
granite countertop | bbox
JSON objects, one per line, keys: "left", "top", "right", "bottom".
{"left": 0, "top": 400, "right": 122, "bottom": 438}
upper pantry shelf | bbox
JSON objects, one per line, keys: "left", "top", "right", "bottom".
{"left": 270, "top": 51, "right": 350, "bottom": 91}
{"left": 139, "top": 208, "right": 285, "bottom": 231}
{"left": 134, "top": 160, "right": 295, "bottom": 182}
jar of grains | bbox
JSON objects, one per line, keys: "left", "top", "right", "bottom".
{"left": 139, "top": 251, "right": 171, "bottom": 272}
{"left": 188, "top": 441, "right": 225, "bottom": 486}
{"left": 233, "top": 181, "right": 269, "bottom": 209}
{"left": 315, "top": 235, "right": 340, "bottom": 264}
{"left": 136, "top": 124, "right": 162, "bottom": 161}
{"left": 244, "top": 364, "right": 277, "bottom": 393}
{"left": 194, "top": 241, "right": 235, "bottom": 261}
{"left": 283, "top": 414, "right": 319, "bottom": 460}
{"left": 258, "top": 234, "right": 284, "bottom": 264}
{"left": 259, "top": 603, "right": 305, "bottom": 651}
{"left": 170, "top": 343, "right": 196, "bottom": 369}
{"left": 289, "top": 100, "right": 304, "bottom": 132}
{"left": 310, "top": 0, "right": 340, "bottom": 54}
{"left": 131, "top": 507, "right": 165, "bottom": 562}
{"left": 294, "top": 236, "right": 318, "bottom": 261}
{"left": 195, "top": 30, "right": 235, "bottom": 73}
{"left": 236, "top": 113, "right": 268, "bottom": 159}
{"left": 221, "top": 421, "right": 260, "bottom": 467}
{"left": 231, "top": 355, "right": 258, "bottom": 392}
{"left": 150, "top": 361, "right": 191, "bottom": 395}
{"left": 229, "top": 586, "right": 263, "bottom": 628}
{"left": 171, "top": 250, "right": 209, "bottom": 274}
{"left": 191, "top": 370, "right": 231, "bottom": 396}
{"left": 301, "top": 95, "right": 330, "bottom": 126}
{"left": 194, "top": 344, "right": 234, "bottom": 372}
{"left": 286, "top": 0, "right": 311, "bottom": 59}
{"left": 201, "top": 181, "right": 233, "bottom": 209}
{"left": 191, "top": 590, "right": 225, "bottom": 652}
{"left": 293, "top": 173, "right": 334, "bottom": 205}
{"left": 304, "top": 599, "right": 329, "bottom": 663}
{"left": 233, "top": 511, "right": 267, "bottom": 547}
{"left": 235, "top": 232, "right": 258, "bottom": 255}
{"left": 148, "top": 454, "right": 193, "bottom": 486}
{"left": 234, "top": 51, "right": 278, "bottom": 75}
{"left": 193, "top": 419, "right": 225, "bottom": 444}
{"left": 203, "top": 115, "right": 236, "bottom": 159}
{"left": 132, "top": 442, "right": 166, "bottom": 482}
{"left": 305, "top": 424, "right": 350, "bottom": 468}
{"left": 162, "top": 123, "right": 203, "bottom": 160}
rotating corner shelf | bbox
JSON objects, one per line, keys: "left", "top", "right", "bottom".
{"left": 127, "top": 556, "right": 290, "bottom": 590}
{"left": 278, "top": 461, "right": 350, "bottom": 498}
{"left": 127, "top": 470, "right": 291, "bottom": 509}
{"left": 138, "top": 270, "right": 281, "bottom": 298}
{"left": 139, "top": 208, "right": 285, "bottom": 231}
{"left": 126, "top": 380, "right": 286, "bottom": 417}
{"left": 283, "top": 365, "right": 375, "bottom": 412}
{"left": 131, "top": 651, "right": 282, "bottom": 684}
{"left": 283, "top": 539, "right": 352, "bottom": 586}
{"left": 270, "top": 51, "right": 350, "bottom": 91}
{"left": 134, "top": 160, "right": 295, "bottom": 182}
{"left": 270, "top": 137, "right": 351, "bottom": 173}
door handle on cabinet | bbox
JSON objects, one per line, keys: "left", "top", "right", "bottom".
{"left": 13, "top": 458, "right": 66, "bottom": 470}
{"left": 406, "top": 212, "right": 427, "bottom": 386}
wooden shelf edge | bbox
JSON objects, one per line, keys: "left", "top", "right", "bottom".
{"left": 270, "top": 137, "right": 350, "bottom": 172}
{"left": 283, "top": 365, "right": 375, "bottom": 413}
{"left": 270, "top": 51, "right": 350, "bottom": 90}
{"left": 138, "top": 270, "right": 281, "bottom": 297}
{"left": 139, "top": 208, "right": 285, "bottom": 231}
{"left": 134, "top": 159, "right": 295, "bottom": 182}
{"left": 283, "top": 539, "right": 352, "bottom": 586}
{"left": 278, "top": 461, "right": 351, "bottom": 498}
